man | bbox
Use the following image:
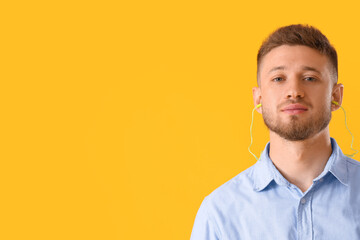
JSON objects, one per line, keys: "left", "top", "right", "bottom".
{"left": 190, "top": 24, "right": 360, "bottom": 240}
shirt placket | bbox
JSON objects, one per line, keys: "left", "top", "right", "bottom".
{"left": 297, "top": 190, "right": 314, "bottom": 240}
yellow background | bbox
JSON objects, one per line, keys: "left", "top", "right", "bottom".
{"left": 1, "top": 0, "right": 360, "bottom": 239}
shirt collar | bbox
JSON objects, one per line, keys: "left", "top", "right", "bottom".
{"left": 252, "top": 137, "right": 349, "bottom": 192}
{"left": 326, "top": 138, "right": 349, "bottom": 186}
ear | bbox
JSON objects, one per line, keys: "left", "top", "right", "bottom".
{"left": 252, "top": 87, "right": 262, "bottom": 114}
{"left": 331, "top": 83, "right": 344, "bottom": 111}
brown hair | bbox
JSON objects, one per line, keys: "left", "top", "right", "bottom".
{"left": 257, "top": 24, "right": 338, "bottom": 84}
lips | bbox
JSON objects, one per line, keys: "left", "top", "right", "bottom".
{"left": 281, "top": 104, "right": 308, "bottom": 115}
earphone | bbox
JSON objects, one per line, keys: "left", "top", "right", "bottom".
{"left": 248, "top": 104, "right": 261, "bottom": 160}
{"left": 331, "top": 100, "right": 358, "bottom": 157}
{"left": 248, "top": 101, "right": 358, "bottom": 161}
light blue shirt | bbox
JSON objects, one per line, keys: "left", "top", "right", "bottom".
{"left": 190, "top": 138, "right": 360, "bottom": 240}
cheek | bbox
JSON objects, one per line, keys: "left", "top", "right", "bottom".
{"left": 308, "top": 90, "right": 332, "bottom": 112}
{"left": 261, "top": 99, "right": 279, "bottom": 116}
{"left": 261, "top": 91, "right": 280, "bottom": 107}
{"left": 261, "top": 86, "right": 284, "bottom": 99}
{"left": 312, "top": 89, "right": 331, "bottom": 103}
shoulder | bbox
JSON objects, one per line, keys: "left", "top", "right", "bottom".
{"left": 341, "top": 156, "right": 360, "bottom": 185}
{"left": 344, "top": 156, "right": 360, "bottom": 176}
{"left": 344, "top": 157, "right": 360, "bottom": 167}
{"left": 203, "top": 164, "right": 257, "bottom": 210}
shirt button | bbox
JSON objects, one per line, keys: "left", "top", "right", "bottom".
{"left": 319, "top": 178, "right": 324, "bottom": 182}
{"left": 301, "top": 198, "right": 306, "bottom": 204}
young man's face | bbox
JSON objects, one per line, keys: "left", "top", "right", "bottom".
{"left": 253, "top": 45, "right": 343, "bottom": 141}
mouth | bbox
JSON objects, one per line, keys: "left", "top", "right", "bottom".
{"left": 281, "top": 104, "right": 308, "bottom": 115}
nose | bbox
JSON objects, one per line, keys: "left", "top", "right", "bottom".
{"left": 286, "top": 79, "right": 304, "bottom": 99}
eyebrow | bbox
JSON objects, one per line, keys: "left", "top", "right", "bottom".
{"left": 268, "top": 65, "right": 322, "bottom": 75}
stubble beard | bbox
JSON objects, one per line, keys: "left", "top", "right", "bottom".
{"left": 262, "top": 102, "right": 332, "bottom": 141}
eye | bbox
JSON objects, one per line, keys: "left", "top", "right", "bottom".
{"left": 272, "top": 77, "right": 284, "bottom": 82}
{"left": 304, "top": 77, "right": 316, "bottom": 82}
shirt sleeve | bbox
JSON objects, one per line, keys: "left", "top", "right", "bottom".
{"left": 190, "top": 197, "right": 221, "bottom": 240}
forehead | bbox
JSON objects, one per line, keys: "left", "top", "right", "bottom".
{"left": 259, "top": 45, "right": 331, "bottom": 77}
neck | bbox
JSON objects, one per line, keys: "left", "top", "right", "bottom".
{"left": 269, "top": 127, "right": 332, "bottom": 193}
